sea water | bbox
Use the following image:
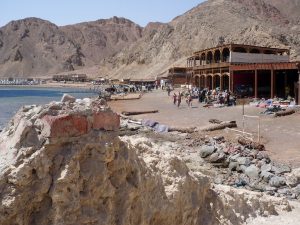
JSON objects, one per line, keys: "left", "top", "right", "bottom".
{"left": 0, "top": 87, "right": 97, "bottom": 129}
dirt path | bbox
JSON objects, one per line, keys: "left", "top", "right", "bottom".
{"left": 109, "top": 89, "right": 300, "bottom": 167}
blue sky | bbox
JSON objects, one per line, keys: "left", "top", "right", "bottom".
{"left": 1, "top": 0, "right": 204, "bottom": 27}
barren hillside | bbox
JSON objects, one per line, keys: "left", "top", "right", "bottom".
{"left": 265, "top": 0, "right": 300, "bottom": 24}
{"left": 0, "top": 17, "right": 142, "bottom": 78}
{"left": 0, "top": 0, "right": 299, "bottom": 79}
{"left": 103, "top": 0, "right": 300, "bottom": 79}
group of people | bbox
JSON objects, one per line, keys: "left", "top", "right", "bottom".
{"left": 172, "top": 91, "right": 193, "bottom": 108}
{"left": 168, "top": 86, "right": 237, "bottom": 107}
{"left": 198, "top": 88, "right": 236, "bottom": 106}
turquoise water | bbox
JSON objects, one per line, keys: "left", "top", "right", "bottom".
{"left": 0, "top": 87, "right": 97, "bottom": 129}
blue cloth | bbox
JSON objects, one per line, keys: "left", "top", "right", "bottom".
{"left": 142, "top": 119, "right": 158, "bottom": 127}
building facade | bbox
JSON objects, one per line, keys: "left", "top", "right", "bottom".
{"left": 187, "top": 44, "right": 300, "bottom": 100}
{"left": 167, "top": 67, "right": 192, "bottom": 86}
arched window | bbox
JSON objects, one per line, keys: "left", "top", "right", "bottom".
{"left": 222, "top": 48, "right": 230, "bottom": 62}
{"left": 200, "top": 53, "right": 206, "bottom": 65}
{"left": 206, "top": 51, "right": 213, "bottom": 64}
{"left": 214, "top": 50, "right": 221, "bottom": 63}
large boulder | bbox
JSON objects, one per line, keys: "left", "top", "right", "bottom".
{"left": 260, "top": 171, "right": 274, "bottom": 182}
{"left": 237, "top": 157, "right": 251, "bottom": 166}
{"left": 271, "top": 163, "right": 291, "bottom": 175}
{"left": 269, "top": 176, "right": 286, "bottom": 188}
{"left": 285, "top": 168, "right": 300, "bottom": 187}
{"left": 61, "top": 93, "right": 76, "bottom": 103}
{"left": 245, "top": 165, "right": 260, "bottom": 179}
{"left": 199, "top": 145, "right": 216, "bottom": 158}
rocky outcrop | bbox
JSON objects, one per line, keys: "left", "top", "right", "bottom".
{"left": 0, "top": 97, "right": 294, "bottom": 225}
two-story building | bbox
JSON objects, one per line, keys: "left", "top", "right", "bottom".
{"left": 186, "top": 44, "right": 300, "bottom": 100}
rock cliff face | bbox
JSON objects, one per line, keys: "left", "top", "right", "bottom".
{"left": 0, "top": 98, "right": 292, "bottom": 225}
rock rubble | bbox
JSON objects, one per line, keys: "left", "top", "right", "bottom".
{"left": 196, "top": 135, "right": 300, "bottom": 200}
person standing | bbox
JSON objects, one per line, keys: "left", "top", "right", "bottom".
{"left": 167, "top": 86, "right": 171, "bottom": 96}
{"left": 189, "top": 94, "right": 193, "bottom": 107}
{"left": 177, "top": 92, "right": 182, "bottom": 107}
{"left": 173, "top": 93, "right": 177, "bottom": 105}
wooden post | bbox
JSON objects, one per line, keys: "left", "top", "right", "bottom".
{"left": 271, "top": 69, "right": 274, "bottom": 98}
{"left": 255, "top": 70, "right": 258, "bottom": 98}
{"left": 220, "top": 75, "right": 223, "bottom": 91}
{"left": 229, "top": 70, "right": 233, "bottom": 93}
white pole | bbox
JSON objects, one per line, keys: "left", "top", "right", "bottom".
{"left": 258, "top": 116, "right": 261, "bottom": 143}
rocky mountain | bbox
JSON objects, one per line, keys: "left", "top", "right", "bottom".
{"left": 0, "top": 17, "right": 142, "bottom": 77}
{"left": 0, "top": 0, "right": 299, "bottom": 79}
{"left": 265, "top": 0, "right": 300, "bottom": 24}
{"left": 103, "top": 0, "right": 300, "bottom": 79}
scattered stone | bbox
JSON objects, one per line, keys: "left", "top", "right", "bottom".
{"left": 229, "top": 162, "right": 239, "bottom": 171}
{"left": 237, "top": 165, "right": 247, "bottom": 173}
{"left": 235, "top": 179, "right": 247, "bottom": 187}
{"left": 199, "top": 145, "right": 216, "bottom": 158}
{"left": 208, "top": 153, "right": 220, "bottom": 163}
{"left": 213, "top": 136, "right": 224, "bottom": 142}
{"left": 292, "top": 184, "right": 300, "bottom": 197}
{"left": 265, "top": 186, "right": 277, "bottom": 192}
{"left": 245, "top": 165, "right": 260, "bottom": 179}
{"left": 237, "top": 157, "right": 251, "bottom": 166}
{"left": 256, "top": 151, "right": 270, "bottom": 161}
{"left": 285, "top": 168, "right": 300, "bottom": 187}
{"left": 277, "top": 188, "right": 291, "bottom": 195}
{"left": 269, "top": 176, "right": 286, "bottom": 188}
{"left": 229, "top": 153, "right": 241, "bottom": 162}
{"left": 260, "top": 171, "right": 274, "bottom": 182}
{"left": 214, "top": 175, "right": 224, "bottom": 184}
{"left": 272, "top": 163, "right": 291, "bottom": 175}
{"left": 261, "top": 163, "right": 272, "bottom": 173}
{"left": 61, "top": 93, "right": 76, "bottom": 103}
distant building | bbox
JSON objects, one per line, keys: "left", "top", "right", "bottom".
{"left": 53, "top": 74, "right": 87, "bottom": 82}
{"left": 167, "top": 67, "right": 192, "bottom": 86}
{"left": 186, "top": 43, "right": 300, "bottom": 100}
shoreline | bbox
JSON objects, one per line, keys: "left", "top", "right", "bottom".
{"left": 0, "top": 82, "right": 93, "bottom": 89}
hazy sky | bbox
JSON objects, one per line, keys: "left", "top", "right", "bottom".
{"left": 1, "top": 0, "right": 204, "bottom": 27}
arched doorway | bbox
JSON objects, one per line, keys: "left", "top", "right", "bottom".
{"left": 221, "top": 74, "right": 230, "bottom": 91}
{"left": 200, "top": 75, "right": 206, "bottom": 89}
{"left": 194, "top": 75, "right": 200, "bottom": 88}
{"left": 206, "top": 75, "right": 213, "bottom": 90}
{"left": 213, "top": 75, "right": 221, "bottom": 89}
